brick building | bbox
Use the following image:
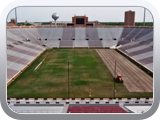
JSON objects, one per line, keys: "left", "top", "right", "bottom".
{"left": 124, "top": 10, "right": 135, "bottom": 26}
{"left": 72, "top": 15, "right": 88, "bottom": 27}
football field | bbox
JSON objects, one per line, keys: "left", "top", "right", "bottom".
{"left": 7, "top": 49, "right": 153, "bottom": 98}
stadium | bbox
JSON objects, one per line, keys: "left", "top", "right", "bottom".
{"left": 7, "top": 9, "right": 153, "bottom": 113}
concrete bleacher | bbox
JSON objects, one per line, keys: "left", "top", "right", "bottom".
{"left": 60, "top": 40, "right": 73, "bottom": 48}
{"left": 37, "top": 28, "right": 63, "bottom": 40}
{"left": 123, "top": 28, "right": 143, "bottom": 42}
{"left": 15, "top": 27, "right": 122, "bottom": 48}
{"left": 125, "top": 43, "right": 153, "bottom": 53}
{"left": 118, "top": 28, "right": 153, "bottom": 45}
{"left": 18, "top": 28, "right": 36, "bottom": 40}
{"left": 8, "top": 28, "right": 44, "bottom": 45}
{"left": 7, "top": 30, "right": 46, "bottom": 85}
{"left": 131, "top": 51, "right": 153, "bottom": 61}
{"left": 75, "top": 28, "right": 86, "bottom": 40}
{"left": 44, "top": 40, "right": 60, "bottom": 48}
{"left": 7, "top": 27, "right": 153, "bottom": 81}
{"left": 21, "top": 29, "right": 42, "bottom": 44}
{"left": 86, "top": 28, "right": 102, "bottom": 48}
{"left": 7, "top": 54, "right": 30, "bottom": 65}
{"left": 7, "top": 50, "right": 35, "bottom": 61}
{"left": 8, "top": 29, "right": 26, "bottom": 39}
{"left": 7, "top": 68, "right": 19, "bottom": 81}
{"left": 8, "top": 27, "right": 153, "bottom": 49}
{"left": 75, "top": 27, "right": 88, "bottom": 47}
{"left": 97, "top": 28, "right": 120, "bottom": 47}
{"left": 74, "top": 40, "right": 88, "bottom": 48}
{"left": 110, "top": 28, "right": 124, "bottom": 39}
{"left": 59, "top": 28, "right": 74, "bottom": 48}
{"left": 86, "top": 28, "right": 99, "bottom": 40}
{"left": 7, "top": 46, "right": 45, "bottom": 82}
{"left": 120, "top": 28, "right": 134, "bottom": 39}
{"left": 118, "top": 33, "right": 153, "bottom": 72}
{"left": 124, "top": 105, "right": 151, "bottom": 113}
{"left": 62, "top": 28, "right": 75, "bottom": 40}
{"left": 88, "top": 41, "right": 102, "bottom": 48}
{"left": 134, "top": 28, "right": 153, "bottom": 40}
{"left": 36, "top": 28, "right": 51, "bottom": 39}
{"left": 39, "top": 28, "right": 63, "bottom": 48}
{"left": 97, "top": 28, "right": 112, "bottom": 40}
{"left": 9, "top": 104, "right": 64, "bottom": 113}
{"left": 27, "top": 28, "right": 41, "bottom": 38}
{"left": 145, "top": 63, "right": 153, "bottom": 71}
{"left": 127, "top": 48, "right": 153, "bottom": 62}
{"left": 7, "top": 31, "right": 24, "bottom": 41}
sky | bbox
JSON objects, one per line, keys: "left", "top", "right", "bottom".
{"left": 7, "top": 7, "right": 153, "bottom": 22}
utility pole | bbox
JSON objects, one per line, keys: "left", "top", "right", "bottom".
{"left": 113, "top": 60, "right": 116, "bottom": 99}
{"left": 143, "top": 8, "right": 146, "bottom": 26}
{"left": 68, "top": 61, "right": 69, "bottom": 99}
{"left": 15, "top": 8, "right": 17, "bottom": 26}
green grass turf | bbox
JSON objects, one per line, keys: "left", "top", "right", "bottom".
{"left": 7, "top": 49, "right": 153, "bottom": 98}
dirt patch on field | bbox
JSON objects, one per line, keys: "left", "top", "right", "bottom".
{"left": 96, "top": 49, "right": 153, "bottom": 93}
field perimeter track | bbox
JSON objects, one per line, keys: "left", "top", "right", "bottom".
{"left": 96, "top": 49, "right": 153, "bottom": 92}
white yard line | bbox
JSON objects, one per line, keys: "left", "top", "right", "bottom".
{"left": 34, "top": 58, "right": 45, "bottom": 71}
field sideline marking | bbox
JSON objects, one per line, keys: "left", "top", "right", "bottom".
{"left": 34, "top": 58, "right": 45, "bottom": 71}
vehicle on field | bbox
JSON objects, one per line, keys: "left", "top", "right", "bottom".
{"left": 114, "top": 74, "right": 123, "bottom": 83}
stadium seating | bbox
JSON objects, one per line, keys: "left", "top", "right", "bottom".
{"left": 134, "top": 28, "right": 153, "bottom": 40}
{"left": 7, "top": 27, "right": 153, "bottom": 82}
{"left": 118, "top": 35, "right": 153, "bottom": 71}
{"left": 117, "top": 28, "right": 152, "bottom": 45}
{"left": 9, "top": 104, "right": 64, "bottom": 113}
{"left": 7, "top": 30, "right": 45, "bottom": 83}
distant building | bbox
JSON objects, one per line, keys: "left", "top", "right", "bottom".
{"left": 72, "top": 15, "right": 88, "bottom": 27}
{"left": 7, "top": 19, "right": 16, "bottom": 26}
{"left": 124, "top": 10, "right": 135, "bottom": 26}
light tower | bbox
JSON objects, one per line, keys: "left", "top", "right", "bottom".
{"left": 51, "top": 13, "right": 59, "bottom": 27}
